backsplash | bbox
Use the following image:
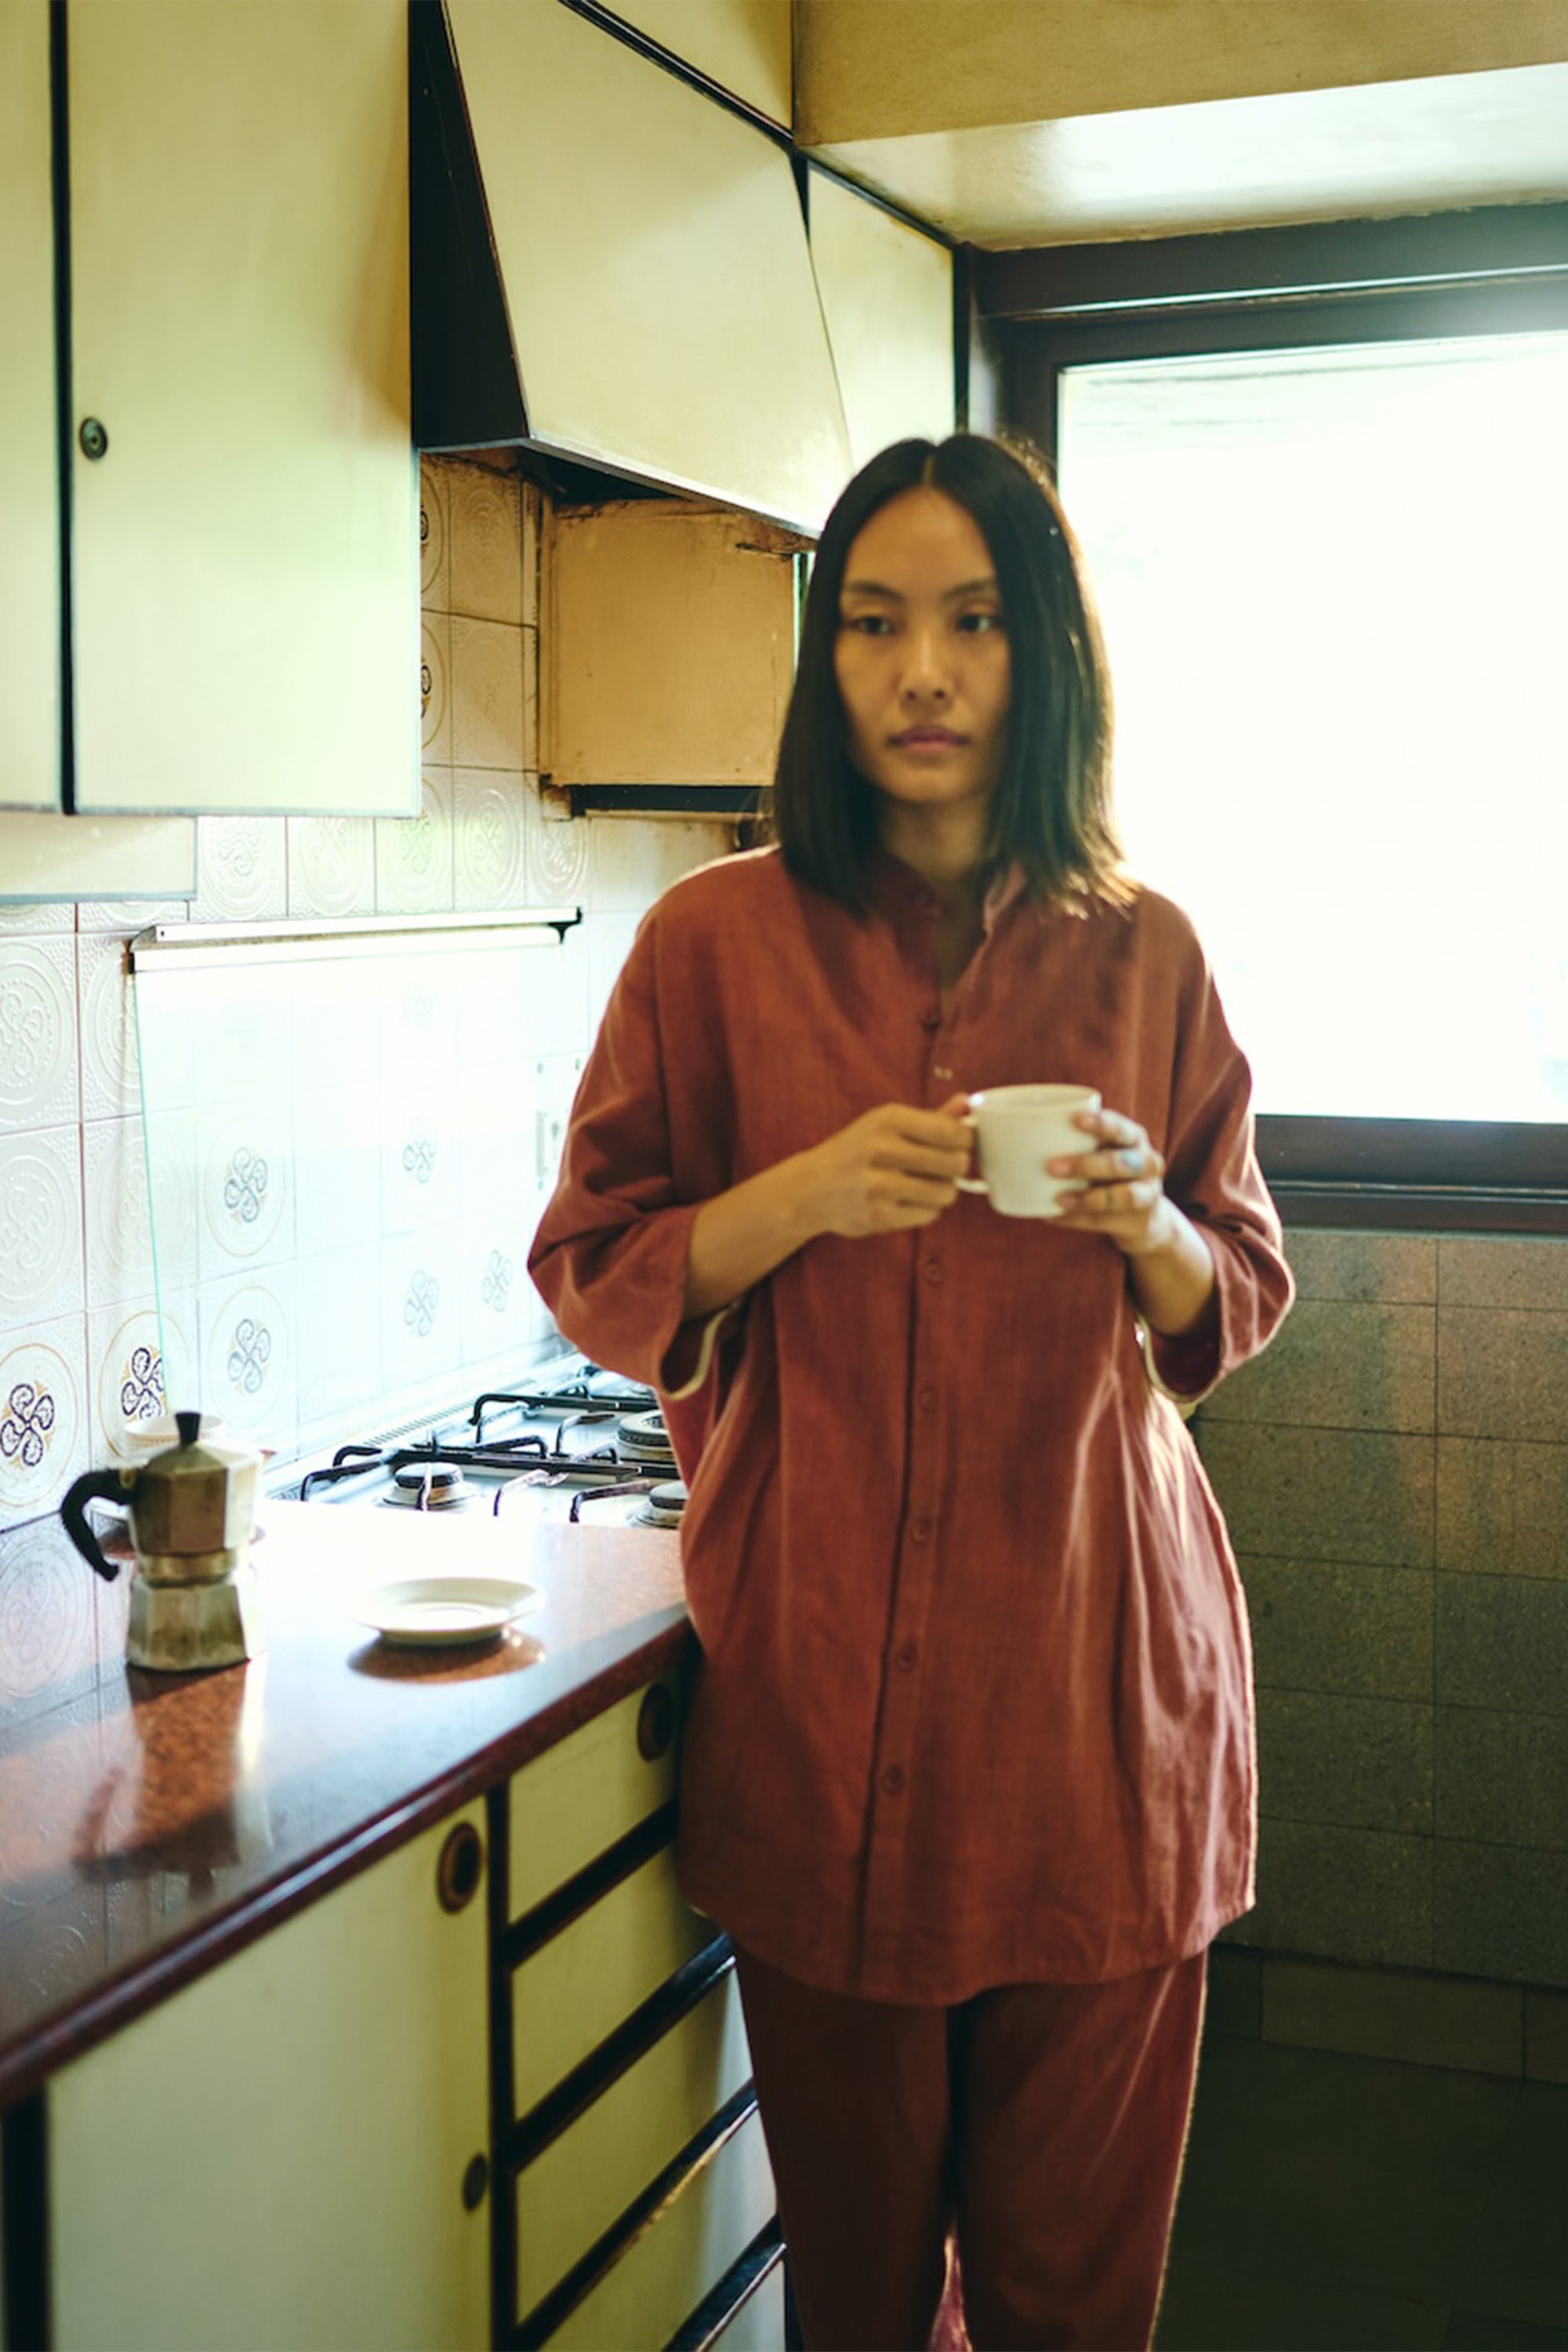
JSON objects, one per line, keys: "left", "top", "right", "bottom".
{"left": 0, "top": 455, "right": 731, "bottom": 1530}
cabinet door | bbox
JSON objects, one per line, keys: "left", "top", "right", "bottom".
{"left": 49, "top": 1806, "right": 490, "bottom": 2352}
{"left": 808, "top": 170, "right": 956, "bottom": 474}
{"left": 67, "top": 0, "right": 418, "bottom": 818}
{"left": 0, "top": 0, "right": 60, "bottom": 813}
{"left": 604, "top": 0, "right": 792, "bottom": 127}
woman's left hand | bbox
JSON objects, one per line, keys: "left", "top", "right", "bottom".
{"left": 1048, "top": 1109, "right": 1178, "bottom": 1260}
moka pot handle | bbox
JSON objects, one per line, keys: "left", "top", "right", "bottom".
{"left": 60, "top": 1468, "right": 134, "bottom": 1583}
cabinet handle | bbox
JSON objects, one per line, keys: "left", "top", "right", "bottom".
{"left": 637, "top": 1682, "right": 677, "bottom": 1762}
{"left": 436, "top": 1820, "right": 485, "bottom": 1913}
{"left": 78, "top": 417, "right": 109, "bottom": 460}
{"left": 461, "top": 2153, "right": 489, "bottom": 2212}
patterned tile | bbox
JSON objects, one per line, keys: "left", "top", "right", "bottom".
{"left": 419, "top": 456, "right": 451, "bottom": 611}
{"left": 196, "top": 1099, "right": 294, "bottom": 1281}
{"left": 195, "top": 1270, "right": 295, "bottom": 1454}
{"left": 450, "top": 617, "right": 524, "bottom": 768}
{"left": 77, "top": 931, "right": 140, "bottom": 1121}
{"left": 448, "top": 462, "right": 522, "bottom": 625}
{"left": 420, "top": 612, "right": 452, "bottom": 764}
{"left": 452, "top": 767, "right": 528, "bottom": 909}
{"left": 191, "top": 816, "right": 288, "bottom": 924}
{"left": 0, "top": 1125, "right": 85, "bottom": 1328}
{"left": 286, "top": 814, "right": 377, "bottom": 918}
{"left": 88, "top": 1301, "right": 169, "bottom": 1464}
{"left": 374, "top": 768, "right": 454, "bottom": 916}
{"left": 0, "top": 1313, "right": 90, "bottom": 1530}
{"left": 0, "top": 935, "right": 79, "bottom": 1134}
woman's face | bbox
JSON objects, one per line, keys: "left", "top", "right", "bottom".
{"left": 833, "top": 486, "right": 1011, "bottom": 828}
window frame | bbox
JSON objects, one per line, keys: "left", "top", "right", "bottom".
{"left": 980, "top": 204, "right": 1568, "bottom": 1232}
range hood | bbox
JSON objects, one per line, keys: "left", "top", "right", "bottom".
{"left": 412, "top": 0, "right": 853, "bottom": 535}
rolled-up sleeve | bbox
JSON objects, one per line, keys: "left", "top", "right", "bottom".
{"left": 528, "top": 916, "right": 726, "bottom": 1395}
{"left": 1145, "top": 926, "right": 1294, "bottom": 1403}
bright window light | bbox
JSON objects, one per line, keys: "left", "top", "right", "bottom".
{"left": 1058, "top": 333, "right": 1568, "bottom": 1121}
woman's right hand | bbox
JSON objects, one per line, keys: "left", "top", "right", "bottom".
{"left": 796, "top": 1098, "right": 974, "bottom": 1240}
{"left": 683, "top": 1098, "right": 971, "bottom": 1320}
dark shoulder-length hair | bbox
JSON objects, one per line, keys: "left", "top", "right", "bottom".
{"left": 770, "top": 433, "right": 1123, "bottom": 915}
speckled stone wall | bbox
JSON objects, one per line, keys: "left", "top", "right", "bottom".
{"left": 1196, "top": 1229, "right": 1568, "bottom": 1991}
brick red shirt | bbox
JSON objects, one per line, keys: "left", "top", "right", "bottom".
{"left": 530, "top": 846, "right": 1293, "bottom": 2002}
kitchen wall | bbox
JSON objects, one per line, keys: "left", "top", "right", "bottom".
{"left": 0, "top": 452, "right": 731, "bottom": 1534}
{"left": 1195, "top": 1226, "right": 1568, "bottom": 2003}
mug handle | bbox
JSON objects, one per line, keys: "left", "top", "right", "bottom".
{"left": 953, "top": 1111, "right": 988, "bottom": 1193}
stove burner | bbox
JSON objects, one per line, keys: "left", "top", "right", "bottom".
{"left": 630, "top": 1479, "right": 688, "bottom": 1529}
{"left": 387, "top": 1462, "right": 469, "bottom": 1511}
{"left": 619, "top": 1409, "right": 675, "bottom": 1465}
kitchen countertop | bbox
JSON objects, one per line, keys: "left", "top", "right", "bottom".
{"left": 0, "top": 1499, "right": 686, "bottom": 2107}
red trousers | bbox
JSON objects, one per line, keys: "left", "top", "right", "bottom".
{"left": 733, "top": 1947, "right": 1207, "bottom": 2352}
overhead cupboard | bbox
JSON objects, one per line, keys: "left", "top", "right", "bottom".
{"left": 0, "top": 0, "right": 417, "bottom": 860}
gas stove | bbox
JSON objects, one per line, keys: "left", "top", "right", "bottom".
{"left": 285, "top": 1355, "right": 686, "bottom": 1534}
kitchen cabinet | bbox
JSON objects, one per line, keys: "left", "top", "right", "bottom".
{"left": 543, "top": 503, "right": 800, "bottom": 808}
{"left": 603, "top": 0, "right": 793, "bottom": 128}
{"left": 502, "top": 1675, "right": 783, "bottom": 2348}
{"left": 13, "top": 0, "right": 416, "bottom": 829}
{"left": 47, "top": 1804, "right": 490, "bottom": 2352}
{"left": 809, "top": 170, "right": 958, "bottom": 473}
{"left": 420, "top": 0, "right": 851, "bottom": 532}
{"left": 1, "top": 0, "right": 58, "bottom": 818}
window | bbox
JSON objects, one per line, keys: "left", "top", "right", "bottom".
{"left": 989, "top": 210, "right": 1568, "bottom": 1228}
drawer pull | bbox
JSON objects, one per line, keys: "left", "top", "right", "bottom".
{"left": 462, "top": 2153, "right": 490, "bottom": 2212}
{"left": 437, "top": 1820, "right": 485, "bottom": 1913}
{"left": 637, "top": 1683, "right": 676, "bottom": 1762}
{"left": 78, "top": 416, "right": 109, "bottom": 460}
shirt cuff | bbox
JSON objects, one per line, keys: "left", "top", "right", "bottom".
{"left": 660, "top": 1296, "right": 746, "bottom": 1400}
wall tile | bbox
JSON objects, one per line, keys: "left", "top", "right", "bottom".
{"left": 1195, "top": 1423, "right": 1435, "bottom": 1569}
{"left": 196, "top": 1269, "right": 295, "bottom": 1453}
{"left": 532, "top": 802, "right": 591, "bottom": 904}
{"left": 1205, "top": 1944, "right": 1261, "bottom": 2038}
{"left": 0, "top": 1313, "right": 90, "bottom": 1531}
{"left": 1258, "top": 1955, "right": 1522, "bottom": 2077}
{"left": 295, "top": 1242, "right": 382, "bottom": 1450}
{"left": 521, "top": 482, "right": 541, "bottom": 632}
{"left": 0, "top": 935, "right": 79, "bottom": 1135}
{"left": 195, "top": 1098, "right": 294, "bottom": 1282}
{"left": 286, "top": 814, "right": 376, "bottom": 919}
{"left": 77, "top": 932, "right": 140, "bottom": 1122}
{"left": 1436, "top": 1436, "right": 1568, "bottom": 1580}
{"left": 1238, "top": 1554, "right": 1432, "bottom": 1701}
{"left": 0, "top": 1126, "right": 85, "bottom": 1330}
{"left": 419, "top": 456, "right": 450, "bottom": 612}
{"left": 1257, "top": 1689, "right": 1432, "bottom": 1835}
{"left": 82, "top": 1116, "right": 155, "bottom": 1310}
{"left": 1439, "top": 1306, "right": 1568, "bottom": 1444}
{"left": 450, "top": 617, "right": 524, "bottom": 768}
{"left": 1200, "top": 1298, "right": 1435, "bottom": 1433}
{"left": 521, "top": 624, "right": 539, "bottom": 771}
{"left": 192, "top": 816, "right": 289, "bottom": 924}
{"left": 374, "top": 769, "right": 454, "bottom": 916}
{"left": 77, "top": 898, "right": 190, "bottom": 935}
{"left": 380, "top": 1228, "right": 462, "bottom": 1397}
{"left": 452, "top": 768, "right": 528, "bottom": 910}
{"left": 448, "top": 463, "right": 522, "bottom": 626}
{"left": 1434, "top": 1842, "right": 1568, "bottom": 1984}
{"left": 292, "top": 1081, "right": 379, "bottom": 1259}
{"left": 88, "top": 1301, "right": 168, "bottom": 1464}
{"left": 420, "top": 612, "right": 452, "bottom": 764}
{"left": 1283, "top": 1231, "right": 1439, "bottom": 1305}
{"left": 0, "top": 1513, "right": 98, "bottom": 1708}
{"left": 586, "top": 816, "right": 730, "bottom": 913}
{"left": 0, "top": 902, "right": 74, "bottom": 936}
{"left": 1436, "top": 1573, "right": 1568, "bottom": 1715}
{"left": 1225, "top": 1817, "right": 1432, "bottom": 1969}
{"left": 1436, "top": 1708, "right": 1568, "bottom": 1849}
{"left": 1524, "top": 1990, "right": 1568, "bottom": 2085}
{"left": 1439, "top": 1236, "right": 1568, "bottom": 1313}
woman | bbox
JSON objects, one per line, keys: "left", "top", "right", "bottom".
{"left": 529, "top": 434, "right": 1293, "bottom": 2351}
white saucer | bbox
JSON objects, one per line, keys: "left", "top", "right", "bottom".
{"left": 354, "top": 1575, "right": 541, "bottom": 1646}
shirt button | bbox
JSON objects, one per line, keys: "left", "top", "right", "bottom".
{"left": 880, "top": 1765, "right": 905, "bottom": 1795}
{"left": 895, "top": 1641, "right": 918, "bottom": 1671}
{"left": 909, "top": 1515, "right": 933, "bottom": 1544}
{"left": 922, "top": 1259, "right": 943, "bottom": 1286}
{"left": 917, "top": 1385, "right": 938, "bottom": 1414}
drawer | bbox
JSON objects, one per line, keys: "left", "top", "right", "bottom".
{"left": 545, "top": 2104, "right": 775, "bottom": 2352}
{"left": 516, "top": 1962, "right": 753, "bottom": 2323}
{"left": 510, "top": 1678, "right": 681, "bottom": 1921}
{"left": 512, "top": 1839, "right": 713, "bottom": 2118}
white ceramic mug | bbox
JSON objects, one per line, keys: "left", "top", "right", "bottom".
{"left": 955, "top": 1083, "right": 1102, "bottom": 1218}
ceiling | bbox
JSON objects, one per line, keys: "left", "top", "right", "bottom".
{"left": 800, "top": 60, "right": 1568, "bottom": 251}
